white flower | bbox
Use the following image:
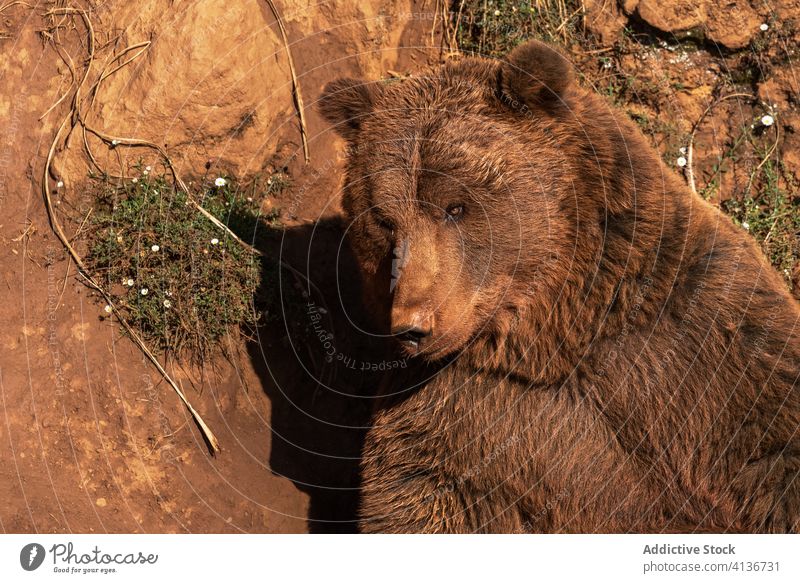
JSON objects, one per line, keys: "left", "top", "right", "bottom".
{"left": 56, "top": 180, "right": 64, "bottom": 188}
{"left": 163, "top": 300, "right": 171, "bottom": 308}
{"left": 493, "top": 9, "right": 500, "bottom": 16}
{"left": 126, "top": 278, "right": 134, "bottom": 287}
{"left": 166, "top": 290, "right": 173, "bottom": 297}
{"left": 210, "top": 238, "right": 220, "bottom": 245}
{"left": 104, "top": 305, "right": 112, "bottom": 314}
{"left": 140, "top": 288, "right": 149, "bottom": 295}
{"left": 761, "top": 114, "right": 775, "bottom": 127}
{"left": 741, "top": 221, "right": 750, "bottom": 231}
{"left": 215, "top": 177, "right": 227, "bottom": 187}
{"left": 677, "top": 156, "right": 687, "bottom": 167}
{"left": 132, "top": 177, "right": 138, "bottom": 183}
{"left": 142, "top": 170, "right": 149, "bottom": 176}
{"left": 151, "top": 244, "right": 160, "bottom": 252}
{"left": 679, "top": 147, "right": 687, "bottom": 155}
{"left": 760, "top": 23, "right": 769, "bottom": 32}
{"left": 145, "top": 166, "right": 151, "bottom": 172}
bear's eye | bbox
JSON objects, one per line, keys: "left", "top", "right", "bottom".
{"left": 375, "top": 215, "right": 395, "bottom": 234}
{"left": 445, "top": 204, "right": 464, "bottom": 221}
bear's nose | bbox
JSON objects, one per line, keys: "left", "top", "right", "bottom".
{"left": 391, "top": 304, "right": 434, "bottom": 350}
{"left": 392, "top": 325, "right": 432, "bottom": 350}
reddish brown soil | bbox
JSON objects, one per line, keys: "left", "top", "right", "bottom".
{"left": 0, "top": 1, "right": 434, "bottom": 533}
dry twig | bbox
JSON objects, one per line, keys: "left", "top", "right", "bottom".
{"left": 265, "top": 0, "right": 310, "bottom": 163}
{"left": 40, "top": 6, "right": 221, "bottom": 454}
{"left": 686, "top": 92, "right": 753, "bottom": 195}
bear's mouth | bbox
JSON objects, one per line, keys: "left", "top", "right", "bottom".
{"left": 394, "top": 327, "right": 428, "bottom": 351}
{"left": 393, "top": 325, "right": 473, "bottom": 361}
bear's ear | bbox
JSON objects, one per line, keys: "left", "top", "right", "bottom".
{"left": 318, "top": 78, "right": 380, "bottom": 141}
{"left": 499, "top": 40, "right": 574, "bottom": 113}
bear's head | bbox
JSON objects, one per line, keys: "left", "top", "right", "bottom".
{"left": 320, "top": 40, "right": 650, "bottom": 361}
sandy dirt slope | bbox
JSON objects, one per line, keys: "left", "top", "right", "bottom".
{"left": 0, "top": 0, "right": 436, "bottom": 533}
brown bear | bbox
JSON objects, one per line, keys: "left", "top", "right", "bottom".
{"left": 319, "top": 40, "right": 800, "bottom": 533}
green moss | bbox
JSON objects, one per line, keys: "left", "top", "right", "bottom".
{"left": 83, "top": 171, "right": 276, "bottom": 359}
{"left": 723, "top": 158, "right": 800, "bottom": 286}
{"left": 455, "top": 0, "right": 583, "bottom": 57}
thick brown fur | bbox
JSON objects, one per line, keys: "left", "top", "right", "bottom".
{"left": 319, "top": 40, "right": 800, "bottom": 533}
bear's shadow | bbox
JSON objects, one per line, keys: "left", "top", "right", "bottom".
{"left": 247, "top": 217, "right": 393, "bottom": 533}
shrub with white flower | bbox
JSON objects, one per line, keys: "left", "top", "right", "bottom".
{"left": 85, "top": 173, "right": 262, "bottom": 357}
{"left": 761, "top": 114, "right": 774, "bottom": 127}
{"left": 741, "top": 221, "right": 750, "bottom": 231}
{"left": 215, "top": 177, "right": 227, "bottom": 187}
{"left": 677, "top": 156, "right": 687, "bottom": 167}
{"left": 104, "top": 305, "right": 113, "bottom": 314}
{"left": 760, "top": 23, "right": 769, "bottom": 31}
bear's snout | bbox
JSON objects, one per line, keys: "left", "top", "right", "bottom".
{"left": 391, "top": 304, "right": 433, "bottom": 352}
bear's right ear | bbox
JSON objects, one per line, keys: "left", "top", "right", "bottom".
{"left": 498, "top": 40, "right": 574, "bottom": 113}
{"left": 318, "top": 78, "right": 379, "bottom": 141}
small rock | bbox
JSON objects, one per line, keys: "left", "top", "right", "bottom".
{"left": 583, "top": 0, "right": 629, "bottom": 47}
{"left": 705, "top": 1, "right": 760, "bottom": 50}
{"left": 637, "top": 0, "right": 706, "bottom": 33}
